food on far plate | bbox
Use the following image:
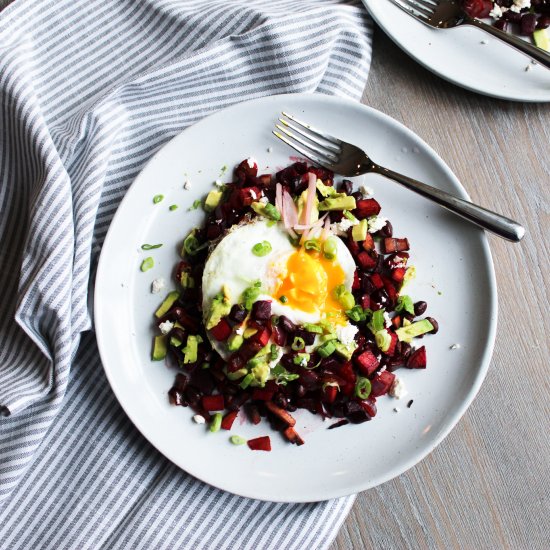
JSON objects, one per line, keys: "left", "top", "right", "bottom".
{"left": 463, "top": 0, "right": 550, "bottom": 47}
{"left": 151, "top": 158, "right": 438, "bottom": 449}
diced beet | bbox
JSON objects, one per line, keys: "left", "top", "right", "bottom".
{"left": 338, "top": 179, "right": 353, "bottom": 195}
{"left": 229, "top": 304, "right": 247, "bottom": 323}
{"left": 299, "top": 370, "right": 320, "bottom": 391}
{"left": 354, "top": 198, "right": 381, "bottom": 219}
{"left": 369, "top": 273, "right": 384, "bottom": 289}
{"left": 392, "top": 315, "right": 402, "bottom": 330}
{"left": 370, "top": 370, "right": 396, "bottom": 397}
{"left": 309, "top": 166, "right": 334, "bottom": 184}
{"left": 252, "top": 388, "right": 276, "bottom": 401}
{"left": 345, "top": 401, "right": 370, "bottom": 423}
{"left": 357, "top": 251, "right": 377, "bottom": 270}
{"left": 221, "top": 410, "right": 238, "bottom": 430}
{"left": 362, "top": 233, "right": 375, "bottom": 251}
{"left": 247, "top": 436, "right": 271, "bottom": 451}
{"left": 239, "top": 340, "right": 264, "bottom": 362}
{"left": 360, "top": 294, "right": 370, "bottom": 310}
{"left": 279, "top": 315, "right": 297, "bottom": 335}
{"left": 382, "top": 276, "right": 398, "bottom": 305}
{"left": 168, "top": 387, "right": 185, "bottom": 406}
{"left": 385, "top": 332, "right": 398, "bottom": 356}
{"left": 184, "top": 386, "right": 201, "bottom": 408}
{"left": 382, "top": 237, "right": 410, "bottom": 254}
{"left": 328, "top": 419, "right": 349, "bottom": 430}
{"left": 520, "top": 13, "right": 537, "bottom": 35}
{"left": 201, "top": 394, "right": 225, "bottom": 411}
{"left": 257, "top": 174, "right": 272, "bottom": 187}
{"left": 352, "top": 271, "right": 360, "bottom": 290}
{"left": 355, "top": 350, "right": 379, "bottom": 377}
{"left": 322, "top": 385, "right": 338, "bottom": 404}
{"left": 251, "top": 326, "right": 271, "bottom": 347}
{"left": 173, "top": 373, "right": 188, "bottom": 393}
{"left": 283, "top": 427, "right": 304, "bottom": 445}
{"left": 265, "top": 401, "right": 296, "bottom": 426}
{"left": 337, "top": 362, "right": 357, "bottom": 385}
{"left": 406, "top": 346, "right": 427, "bottom": 369}
{"left": 251, "top": 300, "right": 271, "bottom": 321}
{"left": 245, "top": 403, "right": 262, "bottom": 425}
{"left": 359, "top": 397, "right": 377, "bottom": 417}
{"left": 174, "top": 261, "right": 192, "bottom": 286}
{"left": 391, "top": 267, "right": 406, "bottom": 283}
{"left": 346, "top": 237, "right": 360, "bottom": 256}
{"left": 235, "top": 158, "right": 258, "bottom": 178}
{"left": 210, "top": 318, "right": 232, "bottom": 341}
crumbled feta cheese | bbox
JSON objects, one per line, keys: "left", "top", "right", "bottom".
{"left": 450, "top": 343, "right": 461, "bottom": 350}
{"left": 359, "top": 184, "right": 374, "bottom": 197}
{"left": 151, "top": 277, "right": 165, "bottom": 294}
{"left": 249, "top": 189, "right": 257, "bottom": 200}
{"left": 159, "top": 320, "right": 174, "bottom": 335}
{"left": 333, "top": 218, "right": 357, "bottom": 234}
{"left": 246, "top": 157, "right": 257, "bottom": 169}
{"left": 336, "top": 323, "right": 358, "bottom": 346}
{"left": 368, "top": 216, "right": 388, "bottom": 233}
{"left": 193, "top": 414, "right": 206, "bottom": 424}
{"left": 235, "top": 326, "right": 244, "bottom": 336}
{"left": 300, "top": 357, "right": 308, "bottom": 367}
{"left": 511, "top": 0, "right": 530, "bottom": 13}
{"left": 214, "top": 179, "right": 223, "bottom": 188}
{"left": 389, "top": 377, "right": 408, "bottom": 399}
{"left": 383, "top": 311, "right": 392, "bottom": 328}
{"left": 184, "top": 179, "right": 191, "bottom": 190}
{"left": 489, "top": 4, "right": 502, "bottom": 18}
{"left": 259, "top": 196, "right": 268, "bottom": 204}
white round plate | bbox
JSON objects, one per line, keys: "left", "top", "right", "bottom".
{"left": 95, "top": 93, "right": 497, "bottom": 502}
{"left": 363, "top": 0, "right": 550, "bottom": 102}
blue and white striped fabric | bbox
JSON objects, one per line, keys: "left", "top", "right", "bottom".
{"left": 0, "top": 0, "right": 372, "bottom": 547}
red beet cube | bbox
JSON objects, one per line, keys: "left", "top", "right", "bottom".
{"left": 385, "top": 332, "right": 398, "bottom": 356}
{"left": 251, "top": 326, "right": 271, "bottom": 347}
{"left": 227, "top": 353, "right": 245, "bottom": 373}
{"left": 251, "top": 300, "right": 272, "bottom": 321}
{"left": 352, "top": 271, "right": 360, "bottom": 290}
{"left": 322, "top": 385, "right": 338, "bottom": 404}
{"left": 362, "top": 233, "right": 375, "bottom": 251}
{"left": 238, "top": 186, "right": 262, "bottom": 208}
{"left": 360, "top": 294, "right": 370, "bottom": 310}
{"left": 252, "top": 388, "right": 275, "bottom": 401}
{"left": 359, "top": 397, "right": 377, "bottom": 417}
{"left": 236, "top": 158, "right": 258, "bottom": 178}
{"left": 357, "top": 252, "right": 377, "bottom": 270}
{"left": 383, "top": 237, "right": 410, "bottom": 254}
{"left": 382, "top": 276, "right": 398, "bottom": 304}
{"left": 247, "top": 436, "right": 271, "bottom": 451}
{"left": 370, "top": 273, "right": 384, "bottom": 289}
{"left": 210, "top": 318, "right": 232, "bottom": 341}
{"left": 221, "top": 410, "right": 238, "bottom": 430}
{"left": 201, "top": 395, "right": 225, "bottom": 411}
{"left": 407, "top": 346, "right": 427, "bottom": 369}
{"left": 257, "top": 174, "right": 272, "bottom": 187}
{"left": 391, "top": 267, "right": 406, "bottom": 283}
{"left": 283, "top": 427, "right": 304, "bottom": 446}
{"left": 337, "top": 362, "right": 357, "bottom": 385}
{"left": 355, "top": 350, "right": 379, "bottom": 377}
{"left": 392, "top": 315, "right": 402, "bottom": 330}
{"left": 370, "top": 370, "right": 395, "bottom": 397}
{"left": 354, "top": 198, "right": 381, "bottom": 219}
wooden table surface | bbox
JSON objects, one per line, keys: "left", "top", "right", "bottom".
{"left": 331, "top": 28, "right": 549, "bottom": 550}
{"left": 2, "top": 0, "right": 547, "bottom": 547}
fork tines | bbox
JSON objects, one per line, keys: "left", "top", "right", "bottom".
{"left": 390, "top": 0, "right": 437, "bottom": 21}
{"left": 272, "top": 112, "right": 341, "bottom": 167}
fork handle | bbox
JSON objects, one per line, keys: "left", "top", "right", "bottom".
{"left": 466, "top": 17, "right": 550, "bottom": 69}
{"left": 372, "top": 164, "right": 525, "bottom": 242}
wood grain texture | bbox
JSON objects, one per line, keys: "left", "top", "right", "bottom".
{"left": 331, "top": 27, "right": 550, "bottom": 550}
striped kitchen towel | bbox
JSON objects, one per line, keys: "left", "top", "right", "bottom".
{"left": 0, "top": 0, "right": 372, "bottom": 548}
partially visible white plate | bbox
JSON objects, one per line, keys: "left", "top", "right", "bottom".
{"left": 364, "top": 0, "right": 550, "bottom": 102}
{"left": 95, "top": 93, "right": 497, "bottom": 502}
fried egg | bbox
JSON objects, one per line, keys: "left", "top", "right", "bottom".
{"left": 202, "top": 218, "right": 356, "bottom": 331}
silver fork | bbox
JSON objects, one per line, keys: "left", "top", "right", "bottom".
{"left": 389, "top": 0, "right": 550, "bottom": 69}
{"left": 273, "top": 112, "right": 524, "bottom": 242}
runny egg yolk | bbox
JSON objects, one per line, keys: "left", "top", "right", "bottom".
{"left": 273, "top": 249, "right": 347, "bottom": 324}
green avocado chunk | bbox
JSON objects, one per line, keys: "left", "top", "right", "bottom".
{"left": 155, "top": 291, "right": 180, "bottom": 318}
{"left": 204, "top": 190, "right": 223, "bottom": 212}
{"left": 334, "top": 341, "right": 357, "bottom": 361}
{"left": 152, "top": 335, "right": 168, "bottom": 361}
{"left": 318, "top": 194, "right": 356, "bottom": 211}
{"left": 395, "top": 319, "right": 434, "bottom": 343}
{"left": 534, "top": 28, "right": 550, "bottom": 51}
{"left": 352, "top": 219, "right": 368, "bottom": 241}
{"left": 227, "top": 333, "right": 244, "bottom": 351}
{"left": 205, "top": 286, "right": 231, "bottom": 329}
{"left": 183, "top": 335, "right": 202, "bottom": 364}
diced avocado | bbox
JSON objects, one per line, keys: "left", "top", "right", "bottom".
{"left": 316, "top": 179, "right": 337, "bottom": 198}
{"left": 227, "top": 333, "right": 244, "bottom": 351}
{"left": 296, "top": 189, "right": 319, "bottom": 225}
{"left": 155, "top": 291, "right": 180, "bottom": 318}
{"left": 251, "top": 361, "right": 270, "bottom": 387}
{"left": 334, "top": 341, "right": 357, "bottom": 360}
{"left": 395, "top": 319, "right": 434, "bottom": 343}
{"left": 352, "top": 219, "right": 369, "bottom": 242}
{"left": 319, "top": 332, "right": 338, "bottom": 343}
{"left": 243, "top": 326, "right": 258, "bottom": 339}
{"left": 205, "top": 286, "right": 231, "bottom": 329}
{"left": 402, "top": 266, "right": 416, "bottom": 286}
{"left": 152, "top": 335, "right": 168, "bottom": 361}
{"left": 183, "top": 334, "right": 202, "bottom": 364}
{"left": 170, "top": 335, "right": 183, "bottom": 348}
{"left": 226, "top": 368, "right": 248, "bottom": 381}
{"left": 251, "top": 202, "right": 266, "bottom": 216}
{"left": 204, "top": 190, "right": 223, "bottom": 212}
{"left": 318, "top": 194, "right": 356, "bottom": 211}
{"left": 534, "top": 28, "right": 550, "bottom": 51}
{"left": 375, "top": 330, "right": 391, "bottom": 352}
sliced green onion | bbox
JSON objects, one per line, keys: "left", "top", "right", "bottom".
{"left": 252, "top": 241, "right": 272, "bottom": 257}
{"left": 279, "top": 295, "right": 288, "bottom": 304}
{"left": 322, "top": 236, "right": 338, "bottom": 260}
{"left": 264, "top": 203, "right": 281, "bottom": 221}
{"left": 230, "top": 435, "right": 247, "bottom": 445}
{"left": 239, "top": 373, "right": 254, "bottom": 389}
{"left": 304, "top": 239, "right": 321, "bottom": 252}
{"left": 343, "top": 210, "right": 359, "bottom": 223}
{"left": 141, "top": 243, "right": 163, "bottom": 250}
{"left": 188, "top": 199, "right": 202, "bottom": 211}
{"left": 293, "top": 353, "right": 310, "bottom": 366}
{"left": 303, "top": 323, "right": 323, "bottom": 334}
{"left": 183, "top": 232, "right": 201, "bottom": 256}
{"left": 369, "top": 308, "right": 386, "bottom": 333}
{"left": 291, "top": 336, "right": 305, "bottom": 351}
{"left": 209, "top": 412, "right": 222, "bottom": 433}
{"left": 317, "top": 340, "right": 336, "bottom": 358}
{"left": 153, "top": 194, "right": 164, "bottom": 204}
{"left": 140, "top": 257, "right": 154, "bottom": 272}
{"left": 169, "top": 204, "right": 178, "bottom": 211}
{"left": 346, "top": 305, "right": 367, "bottom": 322}
{"left": 270, "top": 344, "right": 278, "bottom": 361}
{"left": 241, "top": 281, "right": 262, "bottom": 310}
{"left": 395, "top": 295, "right": 415, "bottom": 315}
{"left": 355, "top": 376, "right": 372, "bottom": 399}
{"left": 333, "top": 285, "right": 355, "bottom": 310}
